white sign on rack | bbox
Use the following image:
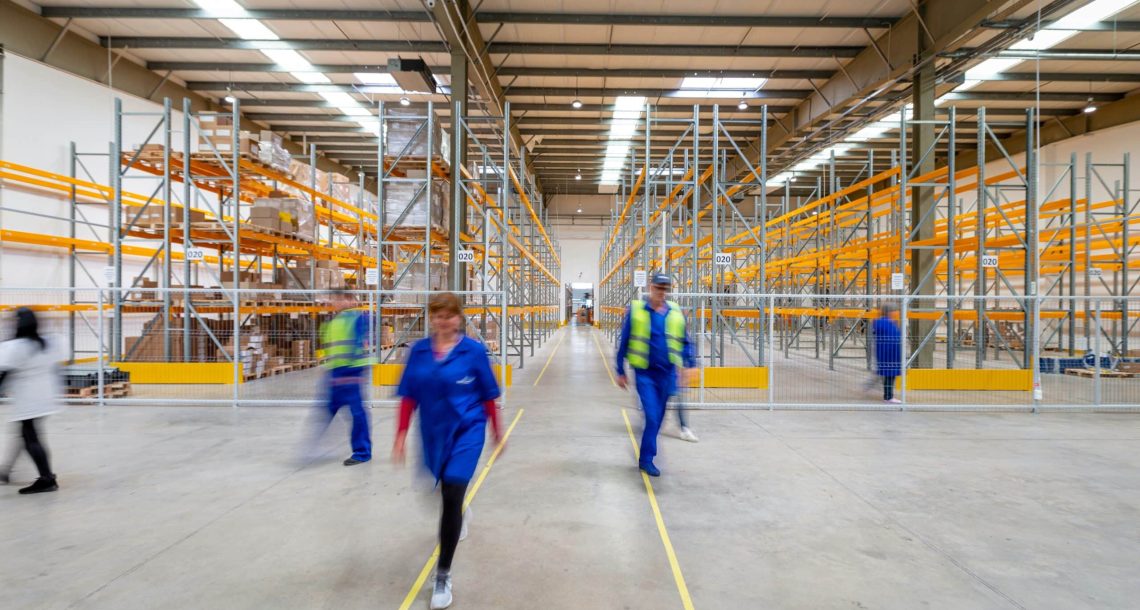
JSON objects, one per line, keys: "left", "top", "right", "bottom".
{"left": 714, "top": 252, "right": 732, "bottom": 266}
{"left": 185, "top": 247, "right": 206, "bottom": 263}
{"left": 457, "top": 250, "right": 476, "bottom": 263}
{"left": 890, "top": 272, "right": 905, "bottom": 291}
{"left": 102, "top": 266, "right": 117, "bottom": 286}
{"left": 365, "top": 268, "right": 379, "bottom": 286}
{"left": 1089, "top": 267, "right": 1103, "bottom": 278}
{"left": 633, "top": 270, "right": 647, "bottom": 287}
{"left": 980, "top": 254, "right": 999, "bottom": 268}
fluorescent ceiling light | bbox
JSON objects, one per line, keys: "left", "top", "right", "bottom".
{"left": 1050, "top": 0, "right": 1135, "bottom": 30}
{"left": 613, "top": 96, "right": 646, "bottom": 111}
{"left": 600, "top": 171, "right": 621, "bottom": 183}
{"left": 339, "top": 107, "right": 372, "bottom": 117}
{"left": 954, "top": 0, "right": 1139, "bottom": 91}
{"left": 679, "top": 77, "right": 767, "bottom": 98}
{"left": 192, "top": 0, "right": 247, "bottom": 17}
{"left": 355, "top": 73, "right": 397, "bottom": 86}
{"left": 293, "top": 72, "right": 331, "bottom": 84}
{"left": 219, "top": 18, "right": 278, "bottom": 40}
{"left": 320, "top": 92, "right": 359, "bottom": 107}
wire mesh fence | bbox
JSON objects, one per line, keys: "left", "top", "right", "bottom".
{"left": 0, "top": 287, "right": 508, "bottom": 407}
{"left": 654, "top": 292, "right": 1140, "bottom": 411}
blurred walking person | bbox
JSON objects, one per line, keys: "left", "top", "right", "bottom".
{"left": 615, "top": 273, "right": 697, "bottom": 477}
{"left": 316, "top": 290, "right": 372, "bottom": 466}
{"left": 0, "top": 308, "right": 64, "bottom": 494}
{"left": 872, "top": 303, "right": 903, "bottom": 404}
{"left": 392, "top": 292, "right": 503, "bottom": 610}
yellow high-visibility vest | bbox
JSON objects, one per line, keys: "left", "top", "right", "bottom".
{"left": 627, "top": 299, "right": 685, "bottom": 369}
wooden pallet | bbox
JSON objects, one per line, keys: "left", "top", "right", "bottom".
{"left": 66, "top": 382, "right": 132, "bottom": 398}
{"left": 1065, "top": 368, "right": 1135, "bottom": 379}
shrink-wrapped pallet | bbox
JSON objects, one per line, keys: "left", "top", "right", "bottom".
{"left": 382, "top": 180, "right": 449, "bottom": 233}
{"left": 383, "top": 107, "right": 451, "bottom": 160}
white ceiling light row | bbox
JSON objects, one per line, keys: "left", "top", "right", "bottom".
{"left": 193, "top": 0, "right": 420, "bottom": 134}
{"left": 599, "top": 96, "right": 646, "bottom": 184}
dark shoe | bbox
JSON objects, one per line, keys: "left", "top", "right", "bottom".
{"left": 343, "top": 457, "right": 369, "bottom": 466}
{"left": 639, "top": 463, "right": 661, "bottom": 477}
{"left": 0, "top": 470, "right": 9, "bottom": 485}
{"left": 19, "top": 476, "right": 58, "bottom": 494}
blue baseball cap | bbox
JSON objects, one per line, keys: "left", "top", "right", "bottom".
{"left": 650, "top": 273, "right": 672, "bottom": 286}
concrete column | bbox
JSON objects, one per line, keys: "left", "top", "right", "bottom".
{"left": 448, "top": 13, "right": 469, "bottom": 291}
{"left": 909, "top": 18, "right": 936, "bottom": 369}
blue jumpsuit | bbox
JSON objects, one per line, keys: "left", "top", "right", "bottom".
{"left": 397, "top": 336, "right": 501, "bottom": 483}
{"left": 615, "top": 300, "right": 696, "bottom": 468}
{"left": 323, "top": 311, "right": 371, "bottom": 461}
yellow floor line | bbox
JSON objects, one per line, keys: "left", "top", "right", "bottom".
{"left": 591, "top": 329, "right": 618, "bottom": 387}
{"left": 532, "top": 328, "right": 568, "bottom": 386}
{"left": 622, "top": 408, "right": 696, "bottom": 610}
{"left": 398, "top": 408, "right": 525, "bottom": 610}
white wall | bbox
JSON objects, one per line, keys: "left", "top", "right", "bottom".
{"left": 1, "top": 52, "right": 183, "bottom": 289}
{"left": 554, "top": 223, "right": 604, "bottom": 321}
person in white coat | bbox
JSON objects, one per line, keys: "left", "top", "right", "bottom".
{"left": 0, "top": 308, "right": 64, "bottom": 494}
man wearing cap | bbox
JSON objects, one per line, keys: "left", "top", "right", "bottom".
{"left": 615, "top": 273, "right": 697, "bottom": 477}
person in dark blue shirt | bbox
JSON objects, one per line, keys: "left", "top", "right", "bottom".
{"left": 615, "top": 273, "right": 696, "bottom": 476}
{"left": 872, "top": 303, "right": 903, "bottom": 404}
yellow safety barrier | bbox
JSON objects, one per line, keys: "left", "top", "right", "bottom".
{"left": 698, "top": 366, "right": 769, "bottom": 389}
{"left": 111, "top": 362, "right": 236, "bottom": 384}
{"left": 904, "top": 369, "right": 1032, "bottom": 391}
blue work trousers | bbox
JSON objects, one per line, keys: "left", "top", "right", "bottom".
{"left": 325, "top": 379, "right": 371, "bottom": 461}
{"left": 634, "top": 368, "right": 672, "bottom": 467}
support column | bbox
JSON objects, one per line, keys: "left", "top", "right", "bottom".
{"left": 909, "top": 22, "right": 936, "bottom": 369}
{"left": 448, "top": 1, "right": 470, "bottom": 291}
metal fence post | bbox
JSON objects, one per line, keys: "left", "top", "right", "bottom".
{"left": 98, "top": 287, "right": 105, "bottom": 409}
{"left": 900, "top": 296, "right": 908, "bottom": 410}
{"left": 767, "top": 294, "right": 775, "bottom": 410}
{"left": 1094, "top": 300, "right": 1102, "bottom": 407}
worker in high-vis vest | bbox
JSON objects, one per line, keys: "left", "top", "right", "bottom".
{"left": 317, "top": 290, "right": 372, "bottom": 466}
{"left": 615, "top": 273, "right": 696, "bottom": 477}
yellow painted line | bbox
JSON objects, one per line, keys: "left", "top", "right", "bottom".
{"left": 621, "top": 408, "right": 695, "bottom": 610}
{"left": 591, "top": 329, "right": 618, "bottom": 387}
{"left": 398, "top": 408, "right": 525, "bottom": 610}
{"left": 532, "top": 328, "right": 567, "bottom": 386}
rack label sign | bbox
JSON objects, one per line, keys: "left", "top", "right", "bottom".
{"left": 365, "top": 268, "right": 379, "bottom": 286}
{"left": 714, "top": 252, "right": 733, "bottom": 266}
{"left": 1089, "top": 267, "right": 1103, "bottom": 278}
{"left": 980, "top": 254, "right": 998, "bottom": 268}
{"left": 890, "top": 272, "right": 905, "bottom": 291}
{"left": 185, "top": 247, "right": 206, "bottom": 263}
{"left": 633, "top": 270, "right": 647, "bottom": 287}
{"left": 102, "top": 266, "right": 117, "bottom": 286}
{"left": 457, "top": 250, "right": 476, "bottom": 263}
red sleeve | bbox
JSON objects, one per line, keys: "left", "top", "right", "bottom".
{"left": 397, "top": 396, "right": 416, "bottom": 435}
{"left": 483, "top": 399, "right": 500, "bottom": 437}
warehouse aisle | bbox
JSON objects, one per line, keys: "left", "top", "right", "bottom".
{"left": 2, "top": 326, "right": 1140, "bottom": 609}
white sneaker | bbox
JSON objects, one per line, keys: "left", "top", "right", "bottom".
{"left": 459, "top": 508, "right": 470, "bottom": 542}
{"left": 886, "top": 398, "right": 902, "bottom": 404}
{"left": 430, "top": 573, "right": 453, "bottom": 609}
{"left": 678, "top": 427, "right": 700, "bottom": 443}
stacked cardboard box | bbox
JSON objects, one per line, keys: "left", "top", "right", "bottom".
{"left": 257, "top": 130, "right": 291, "bottom": 173}
{"left": 250, "top": 196, "right": 315, "bottom": 242}
{"left": 125, "top": 205, "right": 208, "bottom": 227}
{"left": 384, "top": 107, "right": 451, "bottom": 160}
{"left": 276, "top": 259, "right": 344, "bottom": 293}
{"left": 390, "top": 264, "right": 448, "bottom": 303}
{"left": 382, "top": 178, "right": 449, "bottom": 232}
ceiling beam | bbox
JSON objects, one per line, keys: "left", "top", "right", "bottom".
{"left": 234, "top": 98, "right": 795, "bottom": 114}
{"left": 188, "top": 82, "right": 811, "bottom": 99}
{"left": 950, "top": 48, "right": 1140, "bottom": 61}
{"left": 146, "top": 62, "right": 835, "bottom": 81}
{"left": 43, "top": 7, "right": 897, "bottom": 28}
{"left": 101, "top": 37, "right": 862, "bottom": 57}
{"left": 982, "top": 18, "right": 1140, "bottom": 32}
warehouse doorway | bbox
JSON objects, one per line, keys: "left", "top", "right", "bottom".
{"left": 569, "top": 282, "right": 594, "bottom": 326}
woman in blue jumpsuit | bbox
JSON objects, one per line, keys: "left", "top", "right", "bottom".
{"left": 392, "top": 292, "right": 502, "bottom": 610}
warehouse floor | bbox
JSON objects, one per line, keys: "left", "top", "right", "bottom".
{"left": 2, "top": 326, "right": 1138, "bottom": 609}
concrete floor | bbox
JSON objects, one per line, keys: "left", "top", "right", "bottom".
{"left": 2, "top": 326, "right": 1139, "bottom": 609}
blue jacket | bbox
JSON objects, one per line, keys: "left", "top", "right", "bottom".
{"left": 615, "top": 299, "right": 696, "bottom": 377}
{"left": 396, "top": 336, "right": 501, "bottom": 479}
{"left": 872, "top": 316, "right": 902, "bottom": 376}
